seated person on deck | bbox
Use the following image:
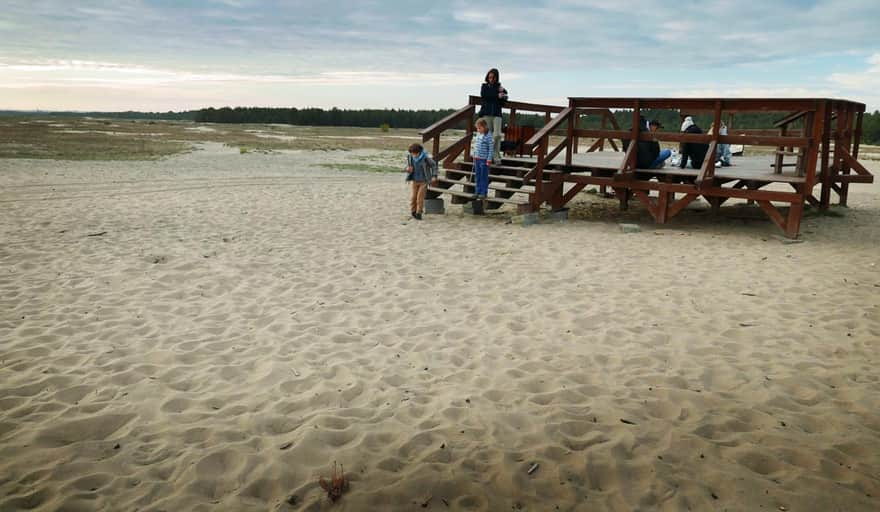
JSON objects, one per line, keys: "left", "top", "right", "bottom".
{"left": 622, "top": 116, "right": 661, "bottom": 170}
{"left": 678, "top": 116, "right": 710, "bottom": 169}
{"left": 648, "top": 120, "right": 672, "bottom": 168}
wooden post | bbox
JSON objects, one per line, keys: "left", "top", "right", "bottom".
{"left": 842, "top": 109, "right": 864, "bottom": 206}
{"left": 464, "top": 106, "right": 475, "bottom": 163}
{"left": 775, "top": 124, "right": 787, "bottom": 174}
{"left": 627, "top": 100, "right": 640, "bottom": 172}
{"left": 801, "top": 101, "right": 825, "bottom": 216}
{"left": 697, "top": 100, "right": 722, "bottom": 188}
{"left": 840, "top": 104, "right": 854, "bottom": 206}
{"left": 599, "top": 113, "right": 606, "bottom": 152}
{"left": 819, "top": 100, "right": 833, "bottom": 210}
{"left": 532, "top": 138, "right": 548, "bottom": 210}
{"left": 507, "top": 108, "right": 516, "bottom": 157}
{"left": 565, "top": 108, "right": 574, "bottom": 167}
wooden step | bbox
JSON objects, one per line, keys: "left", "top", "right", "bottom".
{"left": 427, "top": 187, "right": 529, "bottom": 205}
{"left": 456, "top": 161, "right": 557, "bottom": 174}
{"left": 448, "top": 169, "right": 550, "bottom": 184}
{"left": 436, "top": 177, "right": 534, "bottom": 195}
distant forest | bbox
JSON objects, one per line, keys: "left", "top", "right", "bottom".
{"left": 3, "top": 106, "right": 879, "bottom": 145}
{"left": 193, "top": 106, "right": 880, "bottom": 146}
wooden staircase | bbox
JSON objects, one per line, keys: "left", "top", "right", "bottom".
{"left": 426, "top": 159, "right": 545, "bottom": 210}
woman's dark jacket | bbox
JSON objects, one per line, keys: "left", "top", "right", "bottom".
{"left": 479, "top": 82, "right": 504, "bottom": 117}
{"left": 680, "top": 125, "right": 709, "bottom": 169}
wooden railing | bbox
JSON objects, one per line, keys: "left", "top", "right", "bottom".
{"left": 420, "top": 103, "right": 476, "bottom": 166}
{"left": 522, "top": 107, "right": 573, "bottom": 205}
{"left": 565, "top": 97, "right": 825, "bottom": 189}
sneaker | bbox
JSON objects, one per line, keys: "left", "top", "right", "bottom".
{"left": 411, "top": 211, "right": 417, "bottom": 218}
{"left": 716, "top": 160, "right": 723, "bottom": 167}
{"left": 414, "top": 213, "right": 423, "bottom": 220}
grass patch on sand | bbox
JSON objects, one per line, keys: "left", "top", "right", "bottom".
{"left": 318, "top": 163, "right": 399, "bottom": 173}
{"left": 0, "top": 118, "right": 189, "bottom": 160}
{"left": 0, "top": 117, "right": 445, "bottom": 160}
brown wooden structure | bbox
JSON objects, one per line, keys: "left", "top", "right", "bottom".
{"left": 420, "top": 95, "right": 872, "bottom": 238}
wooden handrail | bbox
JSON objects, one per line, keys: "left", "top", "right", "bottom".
{"left": 435, "top": 134, "right": 470, "bottom": 162}
{"left": 568, "top": 97, "right": 832, "bottom": 112}
{"left": 570, "top": 129, "right": 810, "bottom": 147}
{"left": 468, "top": 95, "right": 564, "bottom": 114}
{"left": 525, "top": 107, "right": 574, "bottom": 146}
{"left": 420, "top": 104, "right": 474, "bottom": 142}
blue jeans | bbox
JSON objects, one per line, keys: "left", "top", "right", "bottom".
{"left": 474, "top": 158, "right": 489, "bottom": 196}
{"left": 716, "top": 144, "right": 731, "bottom": 166}
{"left": 650, "top": 149, "right": 672, "bottom": 169}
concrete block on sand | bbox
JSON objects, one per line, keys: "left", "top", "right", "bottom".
{"left": 463, "top": 199, "right": 485, "bottom": 215}
{"left": 511, "top": 212, "right": 539, "bottom": 226}
{"left": 619, "top": 223, "right": 641, "bottom": 233}
{"left": 424, "top": 198, "right": 445, "bottom": 215}
{"left": 549, "top": 209, "right": 569, "bottom": 222}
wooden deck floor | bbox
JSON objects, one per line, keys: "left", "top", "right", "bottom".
{"left": 508, "top": 152, "right": 813, "bottom": 184}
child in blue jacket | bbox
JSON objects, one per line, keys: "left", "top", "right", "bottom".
{"left": 405, "top": 143, "right": 438, "bottom": 219}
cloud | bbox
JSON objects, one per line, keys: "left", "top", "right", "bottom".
{"left": 1, "top": 1, "right": 879, "bottom": 110}
{"left": 829, "top": 53, "right": 880, "bottom": 90}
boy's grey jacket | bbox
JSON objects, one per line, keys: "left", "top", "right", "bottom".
{"left": 405, "top": 154, "right": 438, "bottom": 182}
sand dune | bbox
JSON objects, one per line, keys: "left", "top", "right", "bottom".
{"left": 1, "top": 145, "right": 878, "bottom": 511}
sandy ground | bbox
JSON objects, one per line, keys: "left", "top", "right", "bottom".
{"left": 1, "top": 145, "right": 879, "bottom": 511}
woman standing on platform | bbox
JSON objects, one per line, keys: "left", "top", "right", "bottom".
{"left": 478, "top": 68, "right": 507, "bottom": 162}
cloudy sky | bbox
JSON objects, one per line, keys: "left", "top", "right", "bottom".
{"left": 1, "top": 0, "right": 879, "bottom": 111}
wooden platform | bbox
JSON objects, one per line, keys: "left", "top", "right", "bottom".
{"left": 420, "top": 95, "right": 874, "bottom": 238}
{"left": 508, "top": 152, "right": 813, "bottom": 184}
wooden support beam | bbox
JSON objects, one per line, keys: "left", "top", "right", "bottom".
{"left": 632, "top": 190, "right": 659, "bottom": 221}
{"left": 695, "top": 141, "right": 717, "bottom": 188}
{"left": 773, "top": 110, "right": 809, "bottom": 128}
{"left": 586, "top": 138, "right": 604, "bottom": 153}
{"left": 838, "top": 147, "right": 874, "bottom": 178}
{"left": 615, "top": 138, "right": 637, "bottom": 181}
{"left": 561, "top": 183, "right": 587, "bottom": 205}
{"left": 756, "top": 200, "right": 787, "bottom": 233}
{"left": 667, "top": 193, "right": 700, "bottom": 219}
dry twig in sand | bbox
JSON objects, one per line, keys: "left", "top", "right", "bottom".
{"left": 319, "top": 461, "right": 349, "bottom": 502}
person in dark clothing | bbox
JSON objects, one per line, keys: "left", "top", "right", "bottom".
{"left": 648, "top": 120, "right": 672, "bottom": 168}
{"left": 478, "top": 68, "right": 507, "bottom": 161}
{"left": 622, "top": 117, "right": 659, "bottom": 169}
{"left": 679, "top": 116, "right": 710, "bottom": 169}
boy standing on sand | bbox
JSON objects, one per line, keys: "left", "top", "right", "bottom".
{"left": 472, "top": 118, "right": 494, "bottom": 199}
{"left": 405, "top": 143, "right": 438, "bottom": 220}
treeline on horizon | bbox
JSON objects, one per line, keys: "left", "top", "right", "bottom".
{"left": 3, "top": 106, "right": 879, "bottom": 145}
